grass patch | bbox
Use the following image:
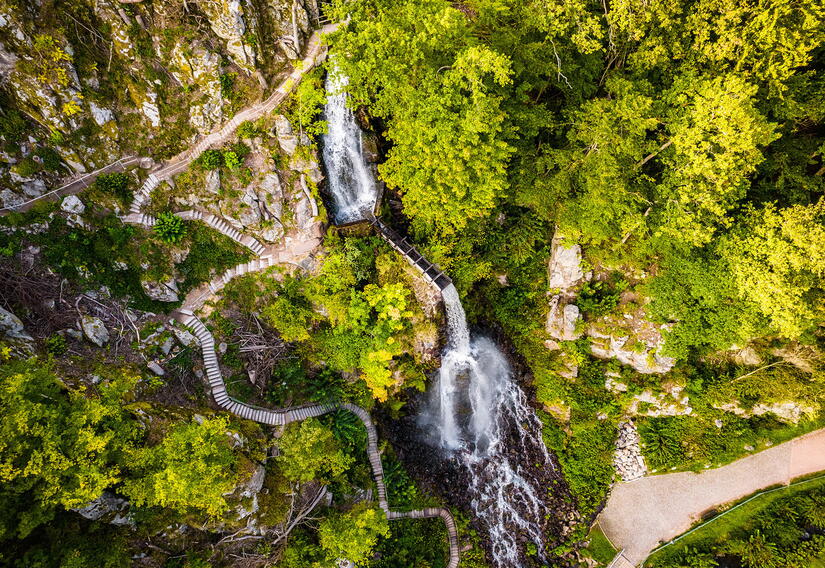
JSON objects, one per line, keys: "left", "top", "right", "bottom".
{"left": 583, "top": 524, "right": 618, "bottom": 565}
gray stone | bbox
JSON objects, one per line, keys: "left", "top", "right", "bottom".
{"left": 0, "top": 306, "right": 32, "bottom": 342}
{"left": 173, "top": 328, "right": 197, "bottom": 348}
{"left": 205, "top": 169, "right": 221, "bottom": 194}
{"left": 140, "top": 278, "right": 180, "bottom": 303}
{"left": 81, "top": 315, "right": 109, "bottom": 346}
{"left": 614, "top": 421, "right": 647, "bottom": 481}
{"left": 73, "top": 492, "right": 132, "bottom": 526}
{"left": 61, "top": 195, "right": 85, "bottom": 215}
{"left": 274, "top": 115, "right": 299, "bottom": 155}
{"left": 546, "top": 297, "right": 582, "bottom": 341}
{"left": 88, "top": 101, "right": 114, "bottom": 126}
{"left": 147, "top": 361, "right": 166, "bottom": 376}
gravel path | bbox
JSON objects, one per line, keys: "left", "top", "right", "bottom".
{"left": 599, "top": 427, "right": 825, "bottom": 565}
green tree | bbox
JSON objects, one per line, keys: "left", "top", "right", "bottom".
{"left": 0, "top": 359, "right": 137, "bottom": 538}
{"left": 94, "top": 173, "right": 132, "bottom": 201}
{"left": 719, "top": 199, "right": 825, "bottom": 338}
{"left": 122, "top": 417, "right": 239, "bottom": 516}
{"left": 331, "top": 0, "right": 515, "bottom": 236}
{"left": 275, "top": 418, "right": 353, "bottom": 483}
{"left": 318, "top": 503, "right": 390, "bottom": 564}
{"left": 195, "top": 149, "right": 224, "bottom": 170}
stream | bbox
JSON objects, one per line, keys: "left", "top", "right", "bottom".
{"left": 321, "top": 67, "right": 566, "bottom": 567}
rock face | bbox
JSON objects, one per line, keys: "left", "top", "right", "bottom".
{"left": 589, "top": 327, "right": 676, "bottom": 374}
{"left": 81, "top": 315, "right": 109, "bottom": 346}
{"left": 546, "top": 297, "right": 582, "bottom": 341}
{"left": 714, "top": 401, "right": 816, "bottom": 424}
{"left": 614, "top": 422, "right": 647, "bottom": 481}
{"left": 73, "top": 492, "right": 132, "bottom": 526}
{"left": 274, "top": 115, "right": 299, "bottom": 154}
{"left": 198, "top": 0, "right": 257, "bottom": 70}
{"left": 141, "top": 278, "right": 180, "bottom": 303}
{"left": 628, "top": 387, "right": 693, "bottom": 417}
{"left": 0, "top": 306, "right": 35, "bottom": 355}
{"left": 547, "top": 234, "right": 585, "bottom": 292}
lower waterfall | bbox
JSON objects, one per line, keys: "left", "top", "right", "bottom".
{"left": 426, "top": 285, "right": 556, "bottom": 567}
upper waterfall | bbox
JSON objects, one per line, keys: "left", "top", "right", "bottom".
{"left": 321, "top": 67, "right": 379, "bottom": 224}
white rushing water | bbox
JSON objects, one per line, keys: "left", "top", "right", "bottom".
{"left": 319, "top": 67, "right": 553, "bottom": 567}
{"left": 432, "top": 286, "right": 553, "bottom": 567}
{"left": 321, "top": 68, "right": 378, "bottom": 224}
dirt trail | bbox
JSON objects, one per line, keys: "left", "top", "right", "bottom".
{"left": 599, "top": 427, "right": 825, "bottom": 565}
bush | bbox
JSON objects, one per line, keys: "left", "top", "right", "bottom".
{"left": 153, "top": 212, "right": 186, "bottom": 244}
{"left": 35, "top": 147, "right": 63, "bottom": 171}
{"left": 195, "top": 149, "right": 224, "bottom": 170}
{"left": 45, "top": 334, "right": 67, "bottom": 356}
{"left": 94, "top": 172, "right": 132, "bottom": 200}
{"left": 577, "top": 277, "right": 627, "bottom": 318}
{"left": 236, "top": 120, "right": 259, "bottom": 139}
{"left": 223, "top": 150, "right": 242, "bottom": 169}
{"left": 14, "top": 157, "right": 42, "bottom": 177}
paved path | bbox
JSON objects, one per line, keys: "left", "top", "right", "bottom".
{"left": 599, "top": 428, "right": 825, "bottom": 565}
{"left": 0, "top": 155, "right": 143, "bottom": 214}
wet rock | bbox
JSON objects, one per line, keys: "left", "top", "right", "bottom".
{"left": 81, "top": 315, "right": 109, "bottom": 346}
{"left": 141, "top": 277, "right": 180, "bottom": 303}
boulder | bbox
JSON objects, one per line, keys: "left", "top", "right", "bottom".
{"left": 140, "top": 278, "right": 180, "bottom": 303}
{"left": 0, "top": 306, "right": 32, "bottom": 342}
{"left": 60, "top": 195, "right": 85, "bottom": 215}
{"left": 73, "top": 492, "right": 132, "bottom": 526}
{"left": 173, "top": 328, "right": 198, "bottom": 348}
{"left": 147, "top": 361, "right": 166, "bottom": 376}
{"left": 205, "top": 169, "right": 221, "bottom": 194}
{"left": 81, "top": 315, "right": 109, "bottom": 346}
{"left": 274, "top": 115, "right": 298, "bottom": 155}
{"left": 88, "top": 101, "right": 114, "bottom": 126}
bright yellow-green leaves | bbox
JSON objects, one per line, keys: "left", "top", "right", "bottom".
{"left": 122, "top": 417, "right": 239, "bottom": 517}
{"left": 276, "top": 418, "right": 353, "bottom": 483}
{"left": 721, "top": 199, "right": 825, "bottom": 338}
{"left": 332, "top": 0, "right": 515, "bottom": 236}
{"left": 657, "top": 74, "right": 779, "bottom": 246}
{"left": 0, "top": 359, "right": 137, "bottom": 538}
{"left": 318, "top": 503, "right": 390, "bottom": 564}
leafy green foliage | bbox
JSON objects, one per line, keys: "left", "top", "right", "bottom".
{"left": 0, "top": 359, "right": 137, "bottom": 538}
{"left": 122, "top": 417, "right": 239, "bottom": 516}
{"left": 94, "top": 172, "right": 132, "bottom": 201}
{"left": 195, "top": 149, "right": 224, "bottom": 170}
{"left": 153, "top": 212, "right": 186, "bottom": 244}
{"left": 276, "top": 418, "right": 353, "bottom": 483}
{"left": 317, "top": 503, "right": 390, "bottom": 565}
{"left": 577, "top": 278, "right": 627, "bottom": 318}
{"left": 283, "top": 68, "right": 327, "bottom": 137}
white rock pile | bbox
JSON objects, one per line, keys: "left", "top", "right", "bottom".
{"left": 614, "top": 421, "right": 647, "bottom": 482}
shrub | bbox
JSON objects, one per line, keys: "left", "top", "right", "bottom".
{"left": 236, "top": 120, "right": 259, "bottom": 139}
{"left": 35, "top": 147, "right": 63, "bottom": 171}
{"left": 94, "top": 172, "right": 131, "bottom": 200}
{"left": 45, "top": 334, "right": 67, "bottom": 356}
{"left": 577, "top": 277, "right": 627, "bottom": 318}
{"left": 219, "top": 73, "right": 235, "bottom": 98}
{"left": 195, "top": 149, "right": 224, "bottom": 170}
{"left": 223, "top": 150, "right": 242, "bottom": 169}
{"left": 14, "top": 157, "right": 42, "bottom": 177}
{"left": 153, "top": 212, "right": 186, "bottom": 244}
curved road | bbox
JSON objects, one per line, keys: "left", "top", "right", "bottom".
{"left": 599, "top": 427, "right": 825, "bottom": 565}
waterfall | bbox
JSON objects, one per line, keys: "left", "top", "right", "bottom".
{"left": 320, "top": 68, "right": 557, "bottom": 568}
{"left": 431, "top": 289, "right": 555, "bottom": 567}
{"left": 321, "top": 67, "right": 379, "bottom": 224}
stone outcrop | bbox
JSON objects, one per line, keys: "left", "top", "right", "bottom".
{"left": 0, "top": 306, "right": 34, "bottom": 355}
{"left": 714, "top": 401, "right": 817, "bottom": 424}
{"left": 73, "top": 492, "right": 132, "bottom": 526}
{"left": 547, "top": 234, "right": 585, "bottom": 292}
{"left": 628, "top": 387, "right": 693, "bottom": 417}
{"left": 614, "top": 422, "right": 647, "bottom": 481}
{"left": 197, "top": 0, "right": 257, "bottom": 71}
{"left": 589, "top": 327, "right": 675, "bottom": 374}
{"left": 546, "top": 297, "right": 582, "bottom": 341}
{"left": 141, "top": 278, "right": 180, "bottom": 303}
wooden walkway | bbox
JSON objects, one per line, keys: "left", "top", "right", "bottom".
{"left": 176, "top": 309, "right": 460, "bottom": 567}
{"left": 369, "top": 216, "right": 452, "bottom": 291}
